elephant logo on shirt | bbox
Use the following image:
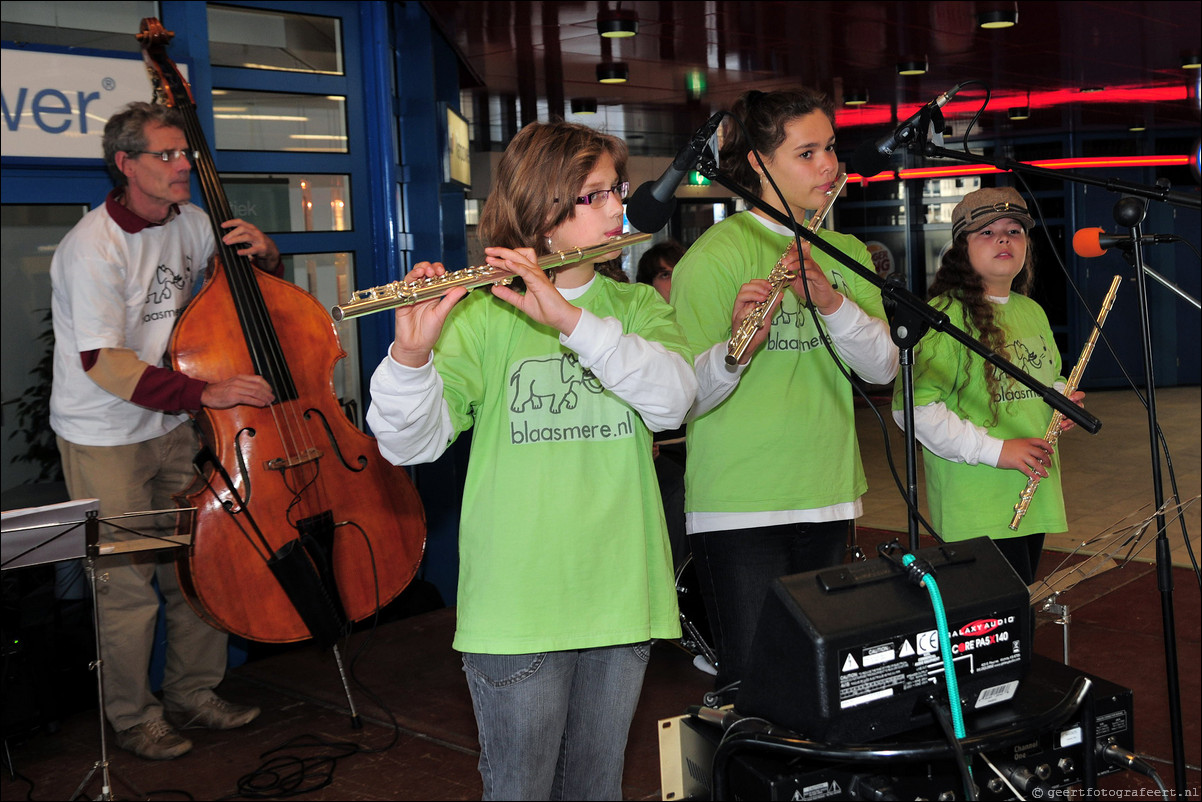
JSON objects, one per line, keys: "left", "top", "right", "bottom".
{"left": 773, "top": 294, "right": 809, "bottom": 328}
{"left": 510, "top": 353, "right": 604, "bottom": 414}
{"left": 1009, "top": 337, "right": 1048, "bottom": 373}
{"left": 147, "top": 263, "right": 187, "bottom": 305}
{"left": 769, "top": 265, "right": 845, "bottom": 329}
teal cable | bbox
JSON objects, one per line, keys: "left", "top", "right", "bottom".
{"left": 901, "top": 554, "right": 967, "bottom": 741}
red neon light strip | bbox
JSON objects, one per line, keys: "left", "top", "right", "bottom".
{"left": 847, "top": 155, "right": 1191, "bottom": 183}
{"left": 834, "top": 82, "right": 1190, "bottom": 128}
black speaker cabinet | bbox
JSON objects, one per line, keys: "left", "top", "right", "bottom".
{"left": 736, "top": 537, "right": 1031, "bottom": 743}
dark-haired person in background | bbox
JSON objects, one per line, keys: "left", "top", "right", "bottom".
{"left": 636, "top": 239, "right": 691, "bottom": 572}
{"left": 636, "top": 239, "right": 686, "bottom": 303}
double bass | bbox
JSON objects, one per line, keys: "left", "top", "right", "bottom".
{"left": 138, "top": 19, "right": 426, "bottom": 644}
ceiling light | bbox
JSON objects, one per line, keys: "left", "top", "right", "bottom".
{"left": 596, "top": 62, "right": 629, "bottom": 84}
{"left": 977, "top": 6, "right": 1018, "bottom": 29}
{"left": 1183, "top": 51, "right": 1201, "bottom": 70}
{"left": 1009, "top": 90, "right": 1032, "bottom": 120}
{"left": 571, "top": 98, "right": 598, "bottom": 115}
{"left": 1129, "top": 125, "right": 1147, "bottom": 132}
{"left": 897, "top": 58, "right": 928, "bottom": 76}
{"left": 598, "top": 8, "right": 638, "bottom": 38}
{"left": 843, "top": 88, "right": 869, "bottom": 106}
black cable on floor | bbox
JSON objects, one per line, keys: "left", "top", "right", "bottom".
{"left": 232, "top": 734, "right": 361, "bottom": 798}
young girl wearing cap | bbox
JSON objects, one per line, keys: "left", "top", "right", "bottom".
{"left": 894, "top": 186, "right": 1083, "bottom": 583}
{"left": 366, "top": 121, "right": 696, "bottom": 800}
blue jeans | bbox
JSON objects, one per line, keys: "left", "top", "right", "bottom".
{"left": 690, "top": 521, "right": 849, "bottom": 693}
{"left": 462, "top": 643, "right": 651, "bottom": 801}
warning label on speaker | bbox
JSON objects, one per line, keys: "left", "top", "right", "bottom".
{"left": 837, "top": 612, "right": 1023, "bottom": 710}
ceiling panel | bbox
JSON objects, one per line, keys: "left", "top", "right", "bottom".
{"left": 424, "top": 1, "right": 1201, "bottom": 152}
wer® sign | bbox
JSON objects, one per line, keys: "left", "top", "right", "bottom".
{"left": 1, "top": 48, "right": 183, "bottom": 160}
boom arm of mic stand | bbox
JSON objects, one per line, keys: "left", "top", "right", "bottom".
{"left": 692, "top": 154, "right": 1102, "bottom": 434}
{"left": 920, "top": 143, "right": 1201, "bottom": 211}
{"left": 1116, "top": 243, "right": 1202, "bottom": 310}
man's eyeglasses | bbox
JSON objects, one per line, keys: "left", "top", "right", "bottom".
{"left": 128, "top": 149, "right": 198, "bottom": 164}
{"left": 573, "top": 181, "right": 629, "bottom": 206}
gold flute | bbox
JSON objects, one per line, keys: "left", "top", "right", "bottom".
{"left": 1009, "top": 274, "right": 1122, "bottom": 530}
{"left": 331, "top": 232, "right": 651, "bottom": 321}
{"left": 725, "top": 173, "right": 848, "bottom": 365}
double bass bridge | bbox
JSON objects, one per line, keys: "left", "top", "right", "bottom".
{"left": 264, "top": 447, "right": 323, "bottom": 472}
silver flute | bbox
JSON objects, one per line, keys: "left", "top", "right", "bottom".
{"left": 331, "top": 232, "right": 651, "bottom": 321}
{"left": 725, "top": 173, "right": 847, "bottom": 366}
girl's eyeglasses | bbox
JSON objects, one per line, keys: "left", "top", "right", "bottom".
{"left": 573, "top": 181, "right": 630, "bottom": 206}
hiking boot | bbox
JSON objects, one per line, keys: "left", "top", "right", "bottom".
{"left": 115, "top": 717, "right": 193, "bottom": 760}
{"left": 166, "top": 695, "right": 260, "bottom": 730}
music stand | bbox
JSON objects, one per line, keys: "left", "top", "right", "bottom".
{"left": 1, "top": 500, "right": 193, "bottom": 801}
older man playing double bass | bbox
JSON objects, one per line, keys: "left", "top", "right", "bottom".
{"left": 50, "top": 101, "right": 277, "bottom": 760}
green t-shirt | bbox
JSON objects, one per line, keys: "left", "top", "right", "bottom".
{"left": 670, "top": 211, "right": 887, "bottom": 514}
{"left": 904, "top": 294, "right": 1068, "bottom": 540}
{"left": 433, "top": 278, "right": 689, "bottom": 653}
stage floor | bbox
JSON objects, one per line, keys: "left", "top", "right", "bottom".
{"left": 2, "top": 550, "right": 1198, "bottom": 800}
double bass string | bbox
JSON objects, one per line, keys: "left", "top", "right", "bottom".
{"left": 178, "top": 106, "right": 329, "bottom": 524}
{"left": 140, "top": 17, "right": 427, "bottom": 644}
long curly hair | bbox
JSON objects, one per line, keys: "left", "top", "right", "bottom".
{"left": 928, "top": 236, "right": 1035, "bottom": 423}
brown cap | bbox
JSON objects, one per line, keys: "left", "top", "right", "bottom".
{"left": 951, "top": 187, "right": 1034, "bottom": 239}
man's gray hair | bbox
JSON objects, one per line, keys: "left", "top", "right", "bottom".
{"left": 102, "top": 102, "right": 187, "bottom": 186}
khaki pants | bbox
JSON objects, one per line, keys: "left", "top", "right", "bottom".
{"left": 58, "top": 424, "right": 227, "bottom": 731}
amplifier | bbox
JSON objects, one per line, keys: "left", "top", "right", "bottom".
{"left": 659, "top": 655, "right": 1135, "bottom": 801}
{"left": 736, "top": 537, "right": 1031, "bottom": 742}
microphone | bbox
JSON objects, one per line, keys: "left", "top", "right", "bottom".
{"left": 1072, "top": 227, "right": 1179, "bottom": 258}
{"left": 852, "top": 83, "right": 964, "bottom": 177}
{"left": 627, "top": 111, "right": 725, "bottom": 233}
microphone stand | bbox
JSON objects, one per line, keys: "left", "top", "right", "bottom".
{"left": 1121, "top": 195, "right": 1189, "bottom": 800}
{"left": 692, "top": 151, "right": 1101, "bottom": 555}
{"left": 903, "top": 134, "right": 1193, "bottom": 798}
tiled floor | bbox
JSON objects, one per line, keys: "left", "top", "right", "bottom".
{"left": 2, "top": 388, "right": 1198, "bottom": 800}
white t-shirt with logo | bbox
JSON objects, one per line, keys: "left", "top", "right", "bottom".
{"left": 50, "top": 200, "right": 213, "bottom": 446}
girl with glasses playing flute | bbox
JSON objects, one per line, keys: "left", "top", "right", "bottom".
{"left": 892, "top": 186, "right": 1084, "bottom": 584}
{"left": 668, "top": 88, "right": 899, "bottom": 701}
{"left": 365, "top": 121, "right": 696, "bottom": 801}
